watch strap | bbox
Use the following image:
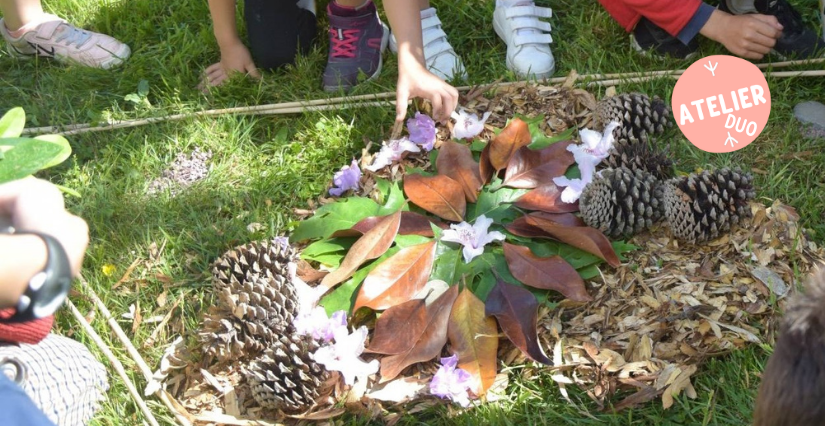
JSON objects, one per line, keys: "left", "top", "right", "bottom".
{"left": 5, "top": 232, "right": 72, "bottom": 323}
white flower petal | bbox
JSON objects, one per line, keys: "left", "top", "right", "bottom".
{"left": 461, "top": 245, "right": 486, "bottom": 263}
{"left": 483, "top": 230, "right": 506, "bottom": 245}
{"left": 579, "top": 128, "right": 603, "bottom": 149}
{"left": 440, "top": 228, "right": 466, "bottom": 245}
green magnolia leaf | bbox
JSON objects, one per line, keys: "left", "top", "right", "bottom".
{"left": 474, "top": 271, "right": 497, "bottom": 301}
{"left": 291, "top": 197, "right": 381, "bottom": 242}
{"left": 379, "top": 179, "right": 406, "bottom": 214}
{"left": 429, "top": 244, "right": 460, "bottom": 285}
{"left": 301, "top": 237, "right": 356, "bottom": 267}
{"left": 375, "top": 178, "right": 391, "bottom": 204}
{"left": 0, "top": 137, "right": 71, "bottom": 184}
{"left": 394, "top": 234, "right": 432, "bottom": 248}
{"left": 511, "top": 114, "right": 575, "bottom": 150}
{"left": 577, "top": 265, "right": 600, "bottom": 280}
{"left": 0, "top": 107, "right": 25, "bottom": 138}
{"left": 320, "top": 246, "right": 400, "bottom": 315}
{"left": 467, "top": 177, "right": 528, "bottom": 222}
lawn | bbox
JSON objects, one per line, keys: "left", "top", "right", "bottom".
{"left": 1, "top": 0, "right": 824, "bottom": 424}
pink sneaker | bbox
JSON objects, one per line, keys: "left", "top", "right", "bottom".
{"left": 0, "top": 14, "right": 130, "bottom": 69}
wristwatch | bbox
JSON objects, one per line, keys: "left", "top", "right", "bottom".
{"left": 3, "top": 232, "right": 73, "bottom": 323}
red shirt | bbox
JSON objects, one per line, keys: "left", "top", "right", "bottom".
{"left": 598, "top": 0, "right": 704, "bottom": 36}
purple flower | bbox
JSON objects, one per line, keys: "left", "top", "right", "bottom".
{"left": 314, "top": 326, "right": 379, "bottom": 386}
{"left": 329, "top": 159, "right": 362, "bottom": 197}
{"left": 451, "top": 109, "right": 491, "bottom": 140}
{"left": 552, "top": 121, "right": 620, "bottom": 203}
{"left": 440, "top": 215, "right": 505, "bottom": 263}
{"left": 407, "top": 112, "right": 436, "bottom": 151}
{"left": 366, "top": 137, "right": 421, "bottom": 172}
{"left": 294, "top": 306, "right": 348, "bottom": 342}
{"left": 430, "top": 354, "right": 474, "bottom": 407}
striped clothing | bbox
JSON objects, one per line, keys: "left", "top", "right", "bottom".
{"left": 0, "top": 334, "right": 108, "bottom": 426}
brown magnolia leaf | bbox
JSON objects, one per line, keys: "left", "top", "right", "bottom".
{"left": 321, "top": 209, "right": 402, "bottom": 289}
{"left": 525, "top": 214, "right": 620, "bottom": 267}
{"left": 514, "top": 184, "right": 579, "bottom": 213}
{"left": 447, "top": 288, "right": 498, "bottom": 396}
{"left": 489, "top": 118, "right": 531, "bottom": 171}
{"left": 525, "top": 211, "right": 586, "bottom": 227}
{"left": 504, "top": 216, "right": 552, "bottom": 239}
{"left": 436, "top": 141, "right": 483, "bottom": 203}
{"left": 479, "top": 142, "right": 495, "bottom": 184}
{"left": 368, "top": 298, "right": 427, "bottom": 355}
{"left": 377, "top": 285, "right": 459, "bottom": 381}
{"left": 353, "top": 241, "right": 437, "bottom": 311}
{"left": 503, "top": 243, "right": 591, "bottom": 301}
{"left": 502, "top": 141, "right": 575, "bottom": 189}
{"left": 331, "top": 212, "right": 444, "bottom": 238}
{"left": 484, "top": 280, "right": 551, "bottom": 365}
{"left": 403, "top": 174, "right": 466, "bottom": 222}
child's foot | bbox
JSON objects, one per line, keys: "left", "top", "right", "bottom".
{"left": 322, "top": 0, "right": 389, "bottom": 92}
{"left": 389, "top": 7, "right": 467, "bottom": 81}
{"left": 0, "top": 14, "right": 130, "bottom": 69}
{"left": 493, "top": 0, "right": 555, "bottom": 79}
{"left": 631, "top": 17, "right": 700, "bottom": 60}
{"left": 720, "top": 0, "right": 824, "bottom": 58}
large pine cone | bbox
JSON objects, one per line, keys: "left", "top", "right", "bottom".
{"left": 580, "top": 167, "right": 664, "bottom": 237}
{"left": 201, "top": 238, "right": 300, "bottom": 361}
{"left": 662, "top": 168, "right": 756, "bottom": 242}
{"left": 246, "top": 333, "right": 330, "bottom": 413}
{"left": 594, "top": 93, "right": 671, "bottom": 142}
{"left": 602, "top": 138, "right": 674, "bottom": 180}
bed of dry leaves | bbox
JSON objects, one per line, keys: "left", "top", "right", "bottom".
{"left": 147, "top": 83, "right": 824, "bottom": 425}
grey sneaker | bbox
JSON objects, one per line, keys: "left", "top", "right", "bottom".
{"left": 322, "top": 2, "right": 389, "bottom": 92}
{"left": 0, "top": 14, "right": 130, "bottom": 69}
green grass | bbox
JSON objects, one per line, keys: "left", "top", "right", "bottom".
{"left": 2, "top": 0, "right": 824, "bottom": 424}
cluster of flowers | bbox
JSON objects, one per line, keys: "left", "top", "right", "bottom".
{"left": 328, "top": 109, "right": 492, "bottom": 196}
{"left": 553, "top": 121, "right": 619, "bottom": 203}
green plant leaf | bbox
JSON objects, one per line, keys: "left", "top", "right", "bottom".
{"left": 375, "top": 178, "right": 391, "bottom": 204}
{"left": 320, "top": 246, "right": 401, "bottom": 315}
{"left": 0, "top": 107, "right": 25, "bottom": 138}
{"left": 467, "top": 178, "right": 528, "bottom": 222}
{"left": 33, "top": 134, "right": 71, "bottom": 169}
{"left": 395, "top": 234, "right": 432, "bottom": 248}
{"left": 301, "top": 237, "right": 356, "bottom": 266}
{"left": 429, "top": 244, "right": 460, "bottom": 285}
{"left": 137, "top": 79, "right": 150, "bottom": 97}
{"left": 291, "top": 197, "right": 381, "bottom": 242}
{"left": 379, "top": 179, "right": 406, "bottom": 213}
{"left": 0, "top": 137, "right": 71, "bottom": 184}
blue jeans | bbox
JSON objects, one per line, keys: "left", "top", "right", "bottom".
{"left": 0, "top": 373, "right": 55, "bottom": 426}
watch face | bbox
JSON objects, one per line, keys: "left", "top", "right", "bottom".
{"left": 32, "top": 275, "right": 71, "bottom": 319}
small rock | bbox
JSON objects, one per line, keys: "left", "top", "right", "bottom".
{"left": 794, "top": 101, "right": 825, "bottom": 139}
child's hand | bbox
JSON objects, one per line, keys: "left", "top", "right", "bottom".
{"left": 701, "top": 10, "right": 782, "bottom": 60}
{"left": 203, "top": 41, "right": 261, "bottom": 87}
{"left": 396, "top": 63, "right": 459, "bottom": 124}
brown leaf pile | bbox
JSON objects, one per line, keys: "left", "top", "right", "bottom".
{"left": 524, "top": 200, "right": 823, "bottom": 411}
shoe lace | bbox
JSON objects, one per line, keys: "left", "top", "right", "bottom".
{"left": 54, "top": 24, "right": 91, "bottom": 48}
{"left": 330, "top": 28, "right": 359, "bottom": 58}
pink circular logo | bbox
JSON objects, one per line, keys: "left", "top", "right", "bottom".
{"left": 671, "top": 55, "right": 770, "bottom": 153}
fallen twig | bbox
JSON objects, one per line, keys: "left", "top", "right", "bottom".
{"left": 66, "top": 298, "right": 161, "bottom": 426}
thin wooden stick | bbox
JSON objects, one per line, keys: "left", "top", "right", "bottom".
{"left": 589, "top": 69, "right": 825, "bottom": 87}
{"left": 67, "top": 298, "right": 162, "bottom": 426}
{"left": 20, "top": 57, "right": 825, "bottom": 137}
{"left": 78, "top": 277, "right": 193, "bottom": 426}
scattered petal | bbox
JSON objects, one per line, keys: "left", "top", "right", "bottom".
{"left": 314, "top": 326, "right": 379, "bottom": 386}
{"left": 451, "top": 109, "right": 491, "bottom": 140}
{"left": 329, "top": 159, "right": 362, "bottom": 196}
{"left": 294, "top": 306, "right": 348, "bottom": 342}
{"left": 552, "top": 122, "right": 619, "bottom": 203}
{"left": 407, "top": 112, "right": 436, "bottom": 151}
{"left": 440, "top": 214, "right": 505, "bottom": 263}
{"left": 429, "top": 354, "right": 474, "bottom": 407}
{"left": 366, "top": 138, "right": 421, "bottom": 172}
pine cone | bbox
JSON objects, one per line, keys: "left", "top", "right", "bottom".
{"left": 201, "top": 237, "right": 300, "bottom": 361}
{"left": 662, "top": 168, "right": 756, "bottom": 242}
{"left": 602, "top": 139, "right": 674, "bottom": 180}
{"left": 246, "top": 333, "right": 330, "bottom": 413}
{"left": 580, "top": 167, "right": 664, "bottom": 237}
{"left": 594, "top": 93, "right": 671, "bottom": 142}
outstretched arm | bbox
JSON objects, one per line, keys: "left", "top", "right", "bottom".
{"left": 383, "top": 0, "right": 458, "bottom": 124}
{"left": 204, "top": 0, "right": 261, "bottom": 86}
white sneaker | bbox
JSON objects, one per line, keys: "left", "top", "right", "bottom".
{"left": 493, "top": 1, "right": 555, "bottom": 79}
{"left": 389, "top": 7, "right": 466, "bottom": 81}
{"left": 0, "top": 14, "right": 130, "bottom": 69}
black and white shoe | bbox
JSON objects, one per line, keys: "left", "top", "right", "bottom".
{"left": 631, "top": 17, "right": 700, "bottom": 60}
{"left": 720, "top": 0, "right": 825, "bottom": 58}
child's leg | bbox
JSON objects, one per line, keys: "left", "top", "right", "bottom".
{"left": 243, "top": 0, "right": 317, "bottom": 70}
{"left": 493, "top": 0, "right": 555, "bottom": 78}
{"left": 391, "top": 0, "right": 466, "bottom": 81}
{"left": 0, "top": 0, "right": 45, "bottom": 31}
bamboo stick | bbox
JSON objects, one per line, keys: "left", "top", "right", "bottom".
{"left": 19, "top": 57, "right": 825, "bottom": 137}
{"left": 589, "top": 68, "right": 825, "bottom": 87}
{"left": 67, "top": 299, "right": 162, "bottom": 426}
{"left": 78, "top": 277, "right": 194, "bottom": 426}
